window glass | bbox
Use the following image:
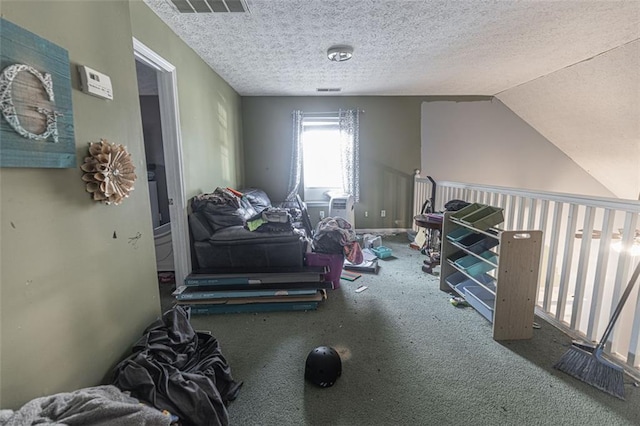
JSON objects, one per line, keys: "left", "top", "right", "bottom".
{"left": 302, "top": 120, "right": 343, "bottom": 201}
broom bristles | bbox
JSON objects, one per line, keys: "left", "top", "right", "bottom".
{"left": 553, "top": 344, "right": 625, "bottom": 400}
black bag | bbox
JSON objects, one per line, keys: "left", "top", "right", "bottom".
{"left": 444, "top": 199, "right": 470, "bottom": 212}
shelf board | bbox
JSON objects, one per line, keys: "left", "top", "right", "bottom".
{"left": 450, "top": 216, "right": 502, "bottom": 239}
{"left": 446, "top": 260, "right": 497, "bottom": 295}
{"left": 449, "top": 240, "right": 499, "bottom": 267}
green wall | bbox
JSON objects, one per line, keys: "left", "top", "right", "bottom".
{"left": 0, "top": 0, "right": 242, "bottom": 408}
{"left": 242, "top": 96, "right": 487, "bottom": 229}
{"left": 129, "top": 1, "right": 244, "bottom": 197}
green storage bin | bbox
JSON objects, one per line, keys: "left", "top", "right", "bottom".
{"left": 449, "top": 203, "right": 484, "bottom": 220}
{"left": 454, "top": 251, "right": 498, "bottom": 275}
{"left": 459, "top": 205, "right": 504, "bottom": 231}
{"left": 446, "top": 227, "right": 473, "bottom": 242}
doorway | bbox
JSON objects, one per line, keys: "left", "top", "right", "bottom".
{"left": 135, "top": 60, "right": 172, "bottom": 268}
{"left": 133, "top": 38, "right": 191, "bottom": 287}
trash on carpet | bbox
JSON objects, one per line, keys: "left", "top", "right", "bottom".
{"left": 371, "top": 246, "right": 393, "bottom": 259}
{"left": 449, "top": 296, "right": 469, "bottom": 307}
{"left": 341, "top": 270, "right": 362, "bottom": 281}
{"left": 344, "top": 248, "right": 379, "bottom": 273}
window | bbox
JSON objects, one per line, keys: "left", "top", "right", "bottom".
{"left": 286, "top": 109, "right": 360, "bottom": 204}
{"left": 301, "top": 116, "right": 344, "bottom": 202}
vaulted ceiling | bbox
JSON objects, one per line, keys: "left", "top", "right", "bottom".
{"left": 142, "top": 0, "right": 640, "bottom": 199}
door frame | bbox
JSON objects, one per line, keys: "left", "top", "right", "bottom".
{"left": 133, "top": 38, "right": 191, "bottom": 286}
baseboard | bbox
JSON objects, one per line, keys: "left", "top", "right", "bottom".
{"left": 355, "top": 228, "right": 411, "bottom": 235}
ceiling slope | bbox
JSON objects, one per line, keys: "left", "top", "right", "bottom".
{"left": 497, "top": 40, "right": 640, "bottom": 200}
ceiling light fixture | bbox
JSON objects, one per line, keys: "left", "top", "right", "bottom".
{"left": 327, "top": 45, "right": 353, "bottom": 62}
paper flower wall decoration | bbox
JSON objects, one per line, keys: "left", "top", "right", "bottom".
{"left": 81, "top": 139, "right": 137, "bottom": 205}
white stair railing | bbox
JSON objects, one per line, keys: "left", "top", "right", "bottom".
{"left": 414, "top": 173, "right": 640, "bottom": 378}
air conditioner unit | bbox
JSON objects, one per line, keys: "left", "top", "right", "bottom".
{"left": 329, "top": 194, "right": 355, "bottom": 226}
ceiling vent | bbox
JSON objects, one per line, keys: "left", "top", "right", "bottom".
{"left": 316, "top": 88, "right": 342, "bottom": 92}
{"left": 169, "top": 0, "right": 249, "bottom": 13}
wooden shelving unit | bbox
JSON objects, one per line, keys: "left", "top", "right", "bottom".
{"left": 440, "top": 209, "right": 543, "bottom": 340}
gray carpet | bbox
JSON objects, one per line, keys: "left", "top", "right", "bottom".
{"left": 160, "top": 234, "right": 640, "bottom": 425}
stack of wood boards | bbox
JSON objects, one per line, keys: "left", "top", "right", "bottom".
{"left": 173, "top": 266, "right": 331, "bottom": 314}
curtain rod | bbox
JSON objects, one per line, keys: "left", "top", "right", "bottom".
{"left": 297, "top": 110, "right": 365, "bottom": 116}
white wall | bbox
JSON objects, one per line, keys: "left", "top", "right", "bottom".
{"left": 496, "top": 40, "right": 640, "bottom": 201}
{"left": 421, "top": 99, "right": 615, "bottom": 198}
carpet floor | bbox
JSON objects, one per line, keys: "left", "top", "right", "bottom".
{"left": 159, "top": 234, "right": 640, "bottom": 425}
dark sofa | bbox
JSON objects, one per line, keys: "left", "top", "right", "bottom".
{"left": 188, "top": 188, "right": 307, "bottom": 271}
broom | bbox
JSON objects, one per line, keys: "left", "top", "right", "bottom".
{"left": 553, "top": 261, "right": 640, "bottom": 400}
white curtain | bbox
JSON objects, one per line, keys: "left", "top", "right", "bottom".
{"left": 285, "top": 110, "right": 304, "bottom": 201}
{"left": 339, "top": 109, "right": 360, "bottom": 202}
{"left": 286, "top": 109, "right": 360, "bottom": 202}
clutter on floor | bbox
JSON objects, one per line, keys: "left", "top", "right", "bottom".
{"left": 0, "top": 385, "right": 175, "bottom": 426}
{"left": 175, "top": 267, "right": 330, "bottom": 314}
{"left": 2, "top": 306, "right": 242, "bottom": 426}
{"left": 301, "top": 215, "right": 364, "bottom": 289}
{"left": 371, "top": 245, "right": 393, "bottom": 259}
{"left": 343, "top": 247, "right": 380, "bottom": 273}
{"left": 340, "top": 270, "right": 362, "bottom": 281}
{"left": 177, "top": 212, "right": 365, "bottom": 314}
{"left": 111, "top": 305, "right": 242, "bottom": 425}
{"left": 449, "top": 295, "right": 470, "bottom": 307}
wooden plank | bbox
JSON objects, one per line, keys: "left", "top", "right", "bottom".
{"left": 493, "top": 230, "right": 543, "bottom": 340}
{"left": 439, "top": 211, "right": 463, "bottom": 292}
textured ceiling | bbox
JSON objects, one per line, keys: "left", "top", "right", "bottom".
{"left": 142, "top": 0, "right": 639, "bottom": 199}
{"left": 143, "top": 0, "right": 638, "bottom": 96}
{"left": 497, "top": 40, "right": 640, "bottom": 200}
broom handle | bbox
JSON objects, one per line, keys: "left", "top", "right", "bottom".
{"left": 597, "top": 261, "right": 640, "bottom": 351}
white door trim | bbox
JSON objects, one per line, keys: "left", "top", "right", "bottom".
{"left": 133, "top": 38, "right": 191, "bottom": 286}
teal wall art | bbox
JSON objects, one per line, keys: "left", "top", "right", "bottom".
{"left": 0, "top": 18, "right": 76, "bottom": 168}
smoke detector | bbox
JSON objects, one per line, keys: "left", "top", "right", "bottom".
{"left": 327, "top": 46, "right": 353, "bottom": 62}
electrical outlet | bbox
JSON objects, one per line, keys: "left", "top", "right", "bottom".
{"left": 364, "top": 211, "right": 368, "bottom": 217}
{"left": 381, "top": 210, "right": 386, "bottom": 217}
{"left": 319, "top": 210, "right": 325, "bottom": 219}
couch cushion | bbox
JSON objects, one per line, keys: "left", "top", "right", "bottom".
{"left": 189, "top": 211, "right": 214, "bottom": 242}
{"left": 193, "top": 239, "right": 304, "bottom": 270}
{"left": 209, "top": 225, "right": 303, "bottom": 245}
